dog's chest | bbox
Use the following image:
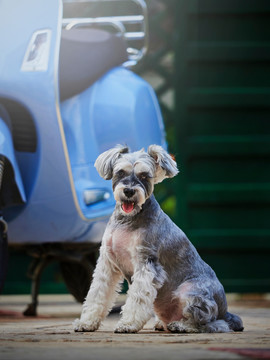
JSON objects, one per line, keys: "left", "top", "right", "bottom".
{"left": 106, "top": 227, "right": 141, "bottom": 278}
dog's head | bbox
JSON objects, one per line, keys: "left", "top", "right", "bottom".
{"left": 95, "top": 145, "right": 179, "bottom": 216}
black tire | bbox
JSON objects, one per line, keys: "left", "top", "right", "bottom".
{"left": 60, "top": 256, "right": 95, "bottom": 303}
{"left": 0, "top": 222, "right": 8, "bottom": 294}
{"left": 0, "top": 155, "right": 8, "bottom": 294}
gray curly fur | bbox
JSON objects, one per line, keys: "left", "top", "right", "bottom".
{"left": 78, "top": 145, "right": 244, "bottom": 334}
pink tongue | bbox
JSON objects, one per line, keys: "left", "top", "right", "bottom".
{"left": 122, "top": 202, "right": 134, "bottom": 213}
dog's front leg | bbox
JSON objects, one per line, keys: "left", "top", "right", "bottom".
{"left": 114, "top": 263, "right": 158, "bottom": 333}
{"left": 73, "top": 245, "right": 122, "bottom": 332}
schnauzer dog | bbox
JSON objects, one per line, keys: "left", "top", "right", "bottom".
{"left": 73, "top": 145, "right": 244, "bottom": 334}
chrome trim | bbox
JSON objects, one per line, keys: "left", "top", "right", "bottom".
{"left": 62, "top": 0, "right": 148, "bottom": 66}
{"left": 63, "top": 18, "right": 126, "bottom": 37}
{"left": 84, "top": 189, "right": 111, "bottom": 206}
{"left": 21, "top": 29, "right": 52, "bottom": 72}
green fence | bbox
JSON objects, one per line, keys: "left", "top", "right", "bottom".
{"left": 174, "top": 0, "right": 270, "bottom": 292}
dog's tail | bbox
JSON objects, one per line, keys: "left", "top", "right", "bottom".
{"left": 200, "top": 312, "right": 244, "bottom": 333}
{"left": 224, "top": 311, "right": 244, "bottom": 331}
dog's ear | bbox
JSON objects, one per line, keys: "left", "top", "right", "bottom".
{"left": 94, "top": 145, "right": 129, "bottom": 180}
{"left": 148, "top": 145, "right": 179, "bottom": 184}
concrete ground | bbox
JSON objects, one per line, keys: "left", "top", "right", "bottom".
{"left": 0, "top": 293, "right": 270, "bottom": 360}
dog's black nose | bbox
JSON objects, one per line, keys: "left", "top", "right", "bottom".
{"left": 124, "top": 188, "right": 135, "bottom": 198}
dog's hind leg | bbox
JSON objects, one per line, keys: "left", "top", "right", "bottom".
{"left": 202, "top": 319, "right": 231, "bottom": 333}
{"left": 167, "top": 293, "right": 230, "bottom": 333}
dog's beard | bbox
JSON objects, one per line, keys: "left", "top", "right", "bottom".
{"left": 114, "top": 184, "right": 146, "bottom": 215}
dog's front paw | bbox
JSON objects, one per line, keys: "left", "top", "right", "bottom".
{"left": 114, "top": 322, "right": 140, "bottom": 333}
{"left": 73, "top": 318, "right": 100, "bottom": 332}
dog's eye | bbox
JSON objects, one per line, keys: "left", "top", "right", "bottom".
{"left": 116, "top": 170, "right": 126, "bottom": 177}
{"left": 139, "top": 172, "right": 149, "bottom": 180}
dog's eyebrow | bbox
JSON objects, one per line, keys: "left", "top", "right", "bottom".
{"left": 134, "top": 161, "right": 152, "bottom": 174}
{"left": 114, "top": 161, "right": 133, "bottom": 174}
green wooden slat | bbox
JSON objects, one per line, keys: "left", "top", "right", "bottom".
{"left": 189, "top": 207, "right": 269, "bottom": 230}
{"left": 188, "top": 159, "right": 269, "bottom": 184}
{"left": 188, "top": 183, "right": 270, "bottom": 204}
{"left": 187, "top": 136, "right": 270, "bottom": 156}
{"left": 221, "top": 279, "right": 270, "bottom": 293}
{"left": 190, "top": 87, "right": 270, "bottom": 95}
{"left": 185, "top": 0, "right": 270, "bottom": 13}
{"left": 189, "top": 229, "right": 270, "bottom": 249}
{"left": 4, "top": 282, "right": 68, "bottom": 295}
{"left": 188, "top": 43, "right": 270, "bottom": 61}
{"left": 188, "top": 91, "right": 270, "bottom": 107}
{"left": 221, "top": 279, "right": 270, "bottom": 287}
{"left": 189, "top": 135, "right": 270, "bottom": 143}
{"left": 187, "top": 107, "right": 270, "bottom": 137}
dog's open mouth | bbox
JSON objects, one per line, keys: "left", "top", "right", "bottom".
{"left": 121, "top": 201, "right": 135, "bottom": 214}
